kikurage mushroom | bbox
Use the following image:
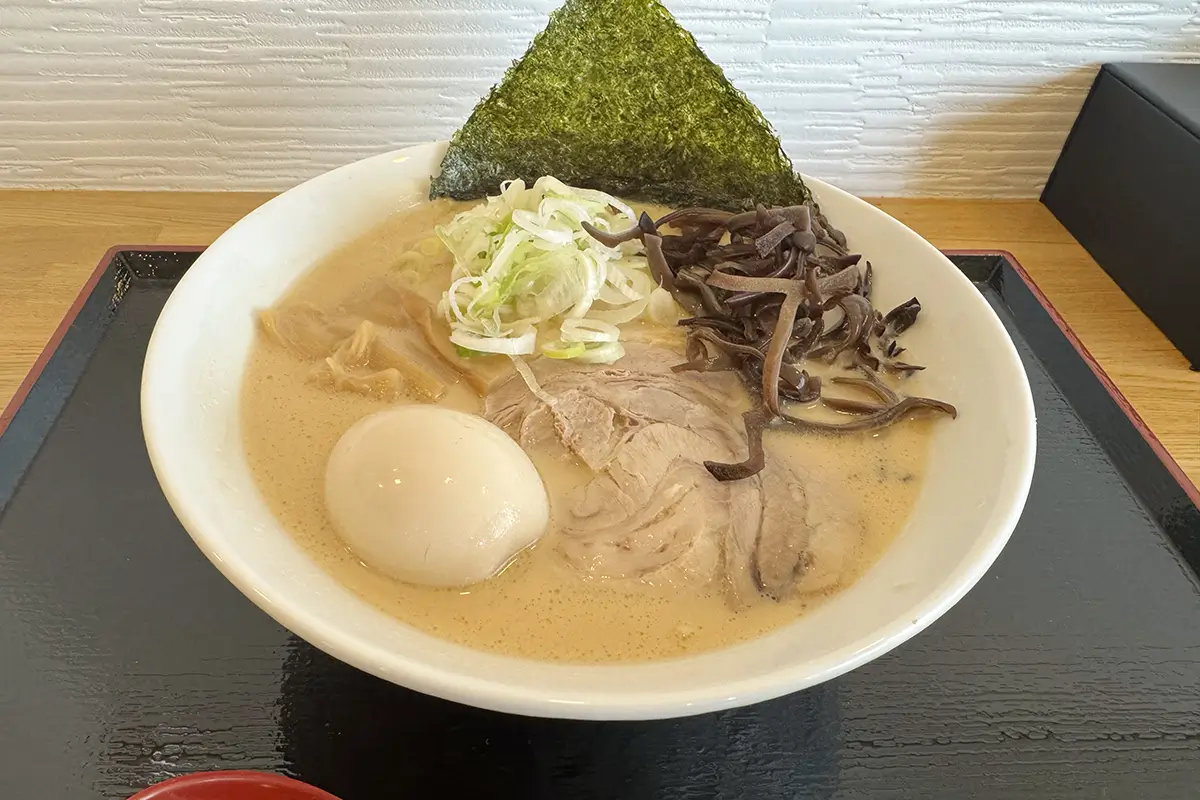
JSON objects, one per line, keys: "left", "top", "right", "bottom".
{"left": 581, "top": 202, "right": 957, "bottom": 482}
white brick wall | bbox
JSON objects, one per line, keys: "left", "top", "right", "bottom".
{"left": 2, "top": 0, "right": 1198, "bottom": 196}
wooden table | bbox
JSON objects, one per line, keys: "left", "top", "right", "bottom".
{"left": 1, "top": 191, "right": 1196, "bottom": 485}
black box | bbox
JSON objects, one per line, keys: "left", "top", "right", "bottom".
{"left": 1042, "top": 63, "right": 1200, "bottom": 369}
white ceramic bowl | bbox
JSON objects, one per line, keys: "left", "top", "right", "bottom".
{"left": 142, "top": 142, "right": 1036, "bottom": 720}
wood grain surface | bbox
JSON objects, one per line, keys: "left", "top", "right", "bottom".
{"left": 1, "top": 191, "right": 1196, "bottom": 485}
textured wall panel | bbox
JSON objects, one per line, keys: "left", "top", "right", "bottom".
{"left": 1, "top": 0, "right": 1198, "bottom": 196}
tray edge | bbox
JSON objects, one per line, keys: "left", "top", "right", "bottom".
{"left": 0, "top": 245, "right": 207, "bottom": 440}
{"left": 945, "top": 248, "right": 1200, "bottom": 508}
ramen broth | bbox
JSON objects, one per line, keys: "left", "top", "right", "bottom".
{"left": 241, "top": 199, "right": 931, "bottom": 663}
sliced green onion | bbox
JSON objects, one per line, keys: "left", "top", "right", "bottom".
{"left": 541, "top": 341, "right": 587, "bottom": 359}
{"left": 449, "top": 327, "right": 536, "bottom": 356}
{"left": 454, "top": 345, "right": 488, "bottom": 359}
{"left": 575, "top": 342, "right": 626, "bottom": 364}
{"left": 561, "top": 318, "right": 620, "bottom": 344}
{"left": 436, "top": 177, "right": 655, "bottom": 365}
{"left": 587, "top": 295, "right": 650, "bottom": 325}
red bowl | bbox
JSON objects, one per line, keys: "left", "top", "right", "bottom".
{"left": 127, "top": 771, "right": 341, "bottom": 800}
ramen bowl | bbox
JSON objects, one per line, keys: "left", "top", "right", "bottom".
{"left": 141, "top": 142, "right": 1036, "bottom": 720}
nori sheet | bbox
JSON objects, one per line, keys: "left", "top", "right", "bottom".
{"left": 429, "top": 0, "right": 811, "bottom": 211}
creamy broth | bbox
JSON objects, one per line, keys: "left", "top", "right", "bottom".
{"left": 241, "top": 200, "right": 931, "bottom": 663}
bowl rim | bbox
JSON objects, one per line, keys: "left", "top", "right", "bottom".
{"left": 125, "top": 770, "right": 340, "bottom": 800}
{"left": 141, "top": 144, "right": 1037, "bottom": 720}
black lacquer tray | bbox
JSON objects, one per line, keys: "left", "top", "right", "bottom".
{"left": 1, "top": 248, "right": 1198, "bottom": 800}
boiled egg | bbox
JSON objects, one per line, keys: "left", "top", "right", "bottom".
{"left": 324, "top": 406, "right": 549, "bottom": 587}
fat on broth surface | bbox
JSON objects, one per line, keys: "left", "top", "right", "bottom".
{"left": 241, "top": 199, "right": 931, "bottom": 664}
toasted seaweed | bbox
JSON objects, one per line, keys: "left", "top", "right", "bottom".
{"left": 429, "top": 0, "right": 812, "bottom": 211}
